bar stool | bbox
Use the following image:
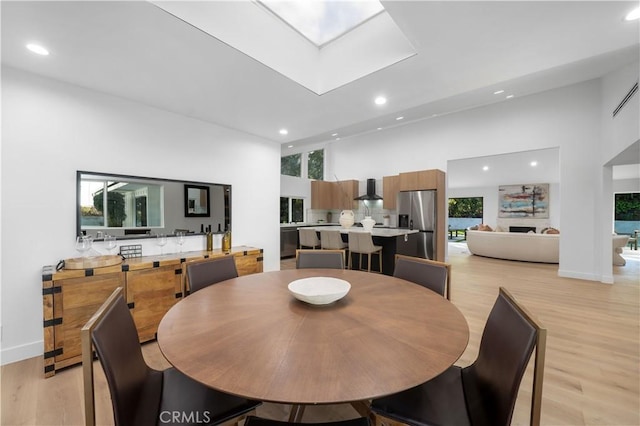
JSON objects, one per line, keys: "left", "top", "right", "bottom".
{"left": 320, "top": 229, "right": 347, "bottom": 250}
{"left": 348, "top": 231, "right": 382, "bottom": 273}
{"left": 629, "top": 230, "right": 638, "bottom": 250}
{"left": 299, "top": 228, "right": 320, "bottom": 249}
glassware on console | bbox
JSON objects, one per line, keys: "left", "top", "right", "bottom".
{"left": 176, "top": 231, "right": 185, "bottom": 253}
{"left": 75, "top": 235, "right": 93, "bottom": 257}
{"left": 156, "top": 234, "right": 167, "bottom": 255}
{"left": 104, "top": 235, "right": 117, "bottom": 254}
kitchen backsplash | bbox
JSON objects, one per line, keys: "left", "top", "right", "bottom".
{"left": 308, "top": 204, "right": 396, "bottom": 227}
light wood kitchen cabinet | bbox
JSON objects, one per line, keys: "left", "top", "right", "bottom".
{"left": 42, "top": 246, "right": 263, "bottom": 377}
{"left": 311, "top": 179, "right": 358, "bottom": 210}
{"left": 399, "top": 169, "right": 444, "bottom": 191}
{"left": 335, "top": 179, "right": 358, "bottom": 210}
{"left": 311, "top": 180, "right": 334, "bottom": 209}
{"left": 383, "top": 175, "right": 400, "bottom": 210}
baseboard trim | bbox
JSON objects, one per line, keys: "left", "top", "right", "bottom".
{"left": 557, "top": 269, "right": 600, "bottom": 282}
{"left": 1, "top": 340, "right": 43, "bottom": 366}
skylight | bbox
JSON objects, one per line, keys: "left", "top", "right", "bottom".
{"left": 259, "top": 0, "right": 385, "bottom": 47}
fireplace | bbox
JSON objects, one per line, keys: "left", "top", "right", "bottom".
{"left": 509, "top": 226, "right": 536, "bottom": 233}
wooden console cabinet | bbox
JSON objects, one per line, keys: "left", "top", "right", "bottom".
{"left": 42, "top": 246, "right": 263, "bottom": 377}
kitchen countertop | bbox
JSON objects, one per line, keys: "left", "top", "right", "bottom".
{"left": 280, "top": 222, "right": 340, "bottom": 228}
{"left": 302, "top": 225, "right": 419, "bottom": 237}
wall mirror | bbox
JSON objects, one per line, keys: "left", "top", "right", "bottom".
{"left": 184, "top": 184, "right": 210, "bottom": 217}
{"left": 77, "top": 171, "right": 231, "bottom": 239}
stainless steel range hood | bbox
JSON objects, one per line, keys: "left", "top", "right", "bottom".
{"left": 355, "top": 179, "right": 383, "bottom": 200}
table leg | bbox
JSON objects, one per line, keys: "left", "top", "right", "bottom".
{"left": 350, "top": 400, "right": 371, "bottom": 417}
{"left": 351, "top": 400, "right": 377, "bottom": 426}
{"left": 288, "top": 404, "right": 306, "bottom": 423}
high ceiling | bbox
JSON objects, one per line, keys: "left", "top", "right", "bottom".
{"left": 1, "top": 1, "right": 639, "bottom": 150}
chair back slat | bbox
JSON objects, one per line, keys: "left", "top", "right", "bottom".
{"left": 296, "top": 249, "right": 345, "bottom": 269}
{"left": 462, "top": 287, "right": 545, "bottom": 426}
{"left": 82, "top": 287, "right": 161, "bottom": 426}
{"left": 82, "top": 287, "right": 125, "bottom": 426}
{"left": 186, "top": 256, "right": 238, "bottom": 294}
{"left": 393, "top": 255, "right": 451, "bottom": 299}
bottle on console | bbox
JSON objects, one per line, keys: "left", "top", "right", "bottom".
{"left": 222, "top": 226, "right": 231, "bottom": 252}
{"left": 206, "top": 229, "right": 213, "bottom": 251}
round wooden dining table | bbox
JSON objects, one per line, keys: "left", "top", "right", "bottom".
{"left": 157, "top": 269, "right": 469, "bottom": 408}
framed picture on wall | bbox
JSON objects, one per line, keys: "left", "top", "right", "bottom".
{"left": 184, "top": 184, "right": 210, "bottom": 217}
{"left": 498, "top": 183, "right": 549, "bottom": 218}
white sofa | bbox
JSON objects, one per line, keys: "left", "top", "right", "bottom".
{"left": 467, "top": 230, "right": 630, "bottom": 265}
{"left": 466, "top": 230, "right": 559, "bottom": 263}
{"left": 613, "top": 235, "right": 630, "bottom": 266}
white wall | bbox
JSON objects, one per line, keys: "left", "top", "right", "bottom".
{"left": 0, "top": 67, "right": 281, "bottom": 364}
{"left": 600, "top": 62, "right": 640, "bottom": 163}
{"left": 614, "top": 178, "right": 640, "bottom": 193}
{"left": 327, "top": 79, "right": 609, "bottom": 281}
{"left": 598, "top": 62, "right": 640, "bottom": 283}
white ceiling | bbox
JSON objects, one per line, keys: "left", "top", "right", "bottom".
{"left": 1, "top": 1, "right": 638, "bottom": 151}
{"left": 448, "top": 148, "right": 560, "bottom": 189}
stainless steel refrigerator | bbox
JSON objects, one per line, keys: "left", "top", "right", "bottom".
{"left": 397, "top": 190, "right": 437, "bottom": 260}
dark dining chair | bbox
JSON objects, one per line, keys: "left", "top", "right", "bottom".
{"left": 371, "top": 287, "right": 546, "bottom": 426}
{"left": 245, "top": 415, "right": 370, "bottom": 426}
{"left": 81, "top": 287, "right": 260, "bottom": 426}
{"left": 393, "top": 254, "right": 451, "bottom": 300}
{"left": 186, "top": 255, "right": 238, "bottom": 294}
{"left": 296, "top": 249, "right": 345, "bottom": 269}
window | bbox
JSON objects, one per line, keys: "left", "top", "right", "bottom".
{"left": 79, "top": 177, "right": 164, "bottom": 229}
{"left": 259, "top": 0, "right": 385, "bottom": 47}
{"left": 281, "top": 153, "right": 301, "bottom": 177}
{"left": 448, "top": 197, "right": 483, "bottom": 233}
{"left": 308, "top": 149, "right": 324, "bottom": 180}
{"left": 280, "top": 197, "right": 304, "bottom": 224}
{"left": 281, "top": 149, "right": 324, "bottom": 180}
{"left": 614, "top": 192, "right": 640, "bottom": 235}
{"left": 448, "top": 197, "right": 483, "bottom": 218}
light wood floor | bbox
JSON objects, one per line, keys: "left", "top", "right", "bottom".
{"left": 2, "top": 245, "right": 638, "bottom": 425}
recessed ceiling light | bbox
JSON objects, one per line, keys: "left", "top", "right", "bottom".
{"left": 396, "top": 116, "right": 404, "bottom": 121}
{"left": 374, "top": 96, "right": 387, "bottom": 105}
{"left": 493, "top": 90, "right": 505, "bottom": 95}
{"left": 335, "top": 137, "right": 341, "bottom": 141}
{"left": 625, "top": 6, "right": 640, "bottom": 20}
{"left": 431, "top": 114, "right": 438, "bottom": 117}
{"left": 287, "top": 145, "right": 294, "bottom": 148}
{"left": 279, "top": 128, "right": 288, "bottom": 135}
{"left": 482, "top": 166, "right": 489, "bottom": 171}
{"left": 377, "top": 127, "right": 383, "bottom": 130}
{"left": 530, "top": 161, "right": 538, "bottom": 167}
{"left": 506, "top": 94, "right": 514, "bottom": 99}
{"left": 26, "top": 43, "right": 49, "bottom": 56}
{"left": 331, "top": 133, "right": 338, "bottom": 137}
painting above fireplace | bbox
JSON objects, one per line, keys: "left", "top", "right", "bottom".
{"left": 498, "top": 183, "right": 549, "bottom": 218}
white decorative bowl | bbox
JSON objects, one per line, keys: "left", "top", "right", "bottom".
{"left": 288, "top": 277, "right": 351, "bottom": 305}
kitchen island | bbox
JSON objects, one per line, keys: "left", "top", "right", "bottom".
{"left": 302, "top": 226, "right": 421, "bottom": 275}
